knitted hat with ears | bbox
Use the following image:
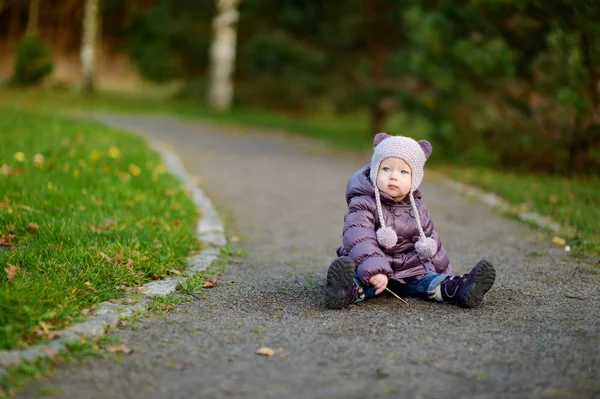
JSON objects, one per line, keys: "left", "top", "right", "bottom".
{"left": 370, "top": 132, "right": 438, "bottom": 258}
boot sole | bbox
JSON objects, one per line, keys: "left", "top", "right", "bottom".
{"left": 324, "top": 257, "right": 355, "bottom": 309}
{"left": 464, "top": 260, "right": 496, "bottom": 308}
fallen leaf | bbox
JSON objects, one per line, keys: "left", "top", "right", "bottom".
{"left": 1, "top": 164, "right": 12, "bottom": 175}
{"left": 552, "top": 236, "right": 566, "bottom": 246}
{"left": 32, "top": 322, "right": 64, "bottom": 340}
{"left": 33, "top": 153, "right": 44, "bottom": 167}
{"left": 256, "top": 347, "right": 276, "bottom": 356}
{"left": 202, "top": 280, "right": 216, "bottom": 288}
{"left": 106, "top": 343, "right": 133, "bottom": 354}
{"left": 28, "top": 222, "right": 39, "bottom": 233}
{"left": 108, "top": 147, "right": 120, "bottom": 159}
{"left": 90, "top": 150, "right": 102, "bottom": 161}
{"left": 151, "top": 274, "right": 163, "bottom": 280}
{"left": 13, "top": 152, "right": 25, "bottom": 162}
{"left": 99, "top": 252, "right": 112, "bottom": 262}
{"left": 168, "top": 269, "right": 182, "bottom": 275}
{"left": 128, "top": 164, "right": 141, "bottom": 176}
{"left": 5, "top": 264, "right": 18, "bottom": 281}
{"left": 0, "top": 234, "right": 15, "bottom": 247}
{"left": 113, "top": 252, "right": 123, "bottom": 263}
{"left": 127, "top": 259, "right": 134, "bottom": 271}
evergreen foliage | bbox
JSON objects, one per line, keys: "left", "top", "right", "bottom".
{"left": 10, "top": 34, "right": 54, "bottom": 87}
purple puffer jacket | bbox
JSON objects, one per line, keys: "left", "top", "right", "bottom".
{"left": 336, "top": 165, "right": 453, "bottom": 286}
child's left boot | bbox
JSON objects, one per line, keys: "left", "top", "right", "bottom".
{"left": 438, "top": 259, "right": 496, "bottom": 308}
{"left": 324, "top": 257, "right": 362, "bottom": 309}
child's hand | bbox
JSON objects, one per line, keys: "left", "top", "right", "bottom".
{"left": 369, "top": 274, "right": 388, "bottom": 295}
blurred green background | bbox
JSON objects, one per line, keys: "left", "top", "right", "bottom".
{"left": 1, "top": 0, "right": 599, "bottom": 174}
{"left": 1, "top": 0, "right": 599, "bottom": 256}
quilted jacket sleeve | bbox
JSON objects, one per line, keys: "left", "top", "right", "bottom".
{"left": 342, "top": 196, "right": 393, "bottom": 285}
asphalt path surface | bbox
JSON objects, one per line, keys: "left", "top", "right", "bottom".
{"left": 17, "top": 114, "right": 600, "bottom": 399}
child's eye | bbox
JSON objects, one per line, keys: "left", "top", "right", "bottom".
{"left": 382, "top": 167, "right": 390, "bottom": 172}
{"left": 401, "top": 170, "right": 409, "bottom": 174}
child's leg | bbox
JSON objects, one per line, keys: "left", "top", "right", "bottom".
{"left": 387, "top": 271, "right": 451, "bottom": 301}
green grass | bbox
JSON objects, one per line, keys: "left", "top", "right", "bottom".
{"left": 441, "top": 166, "right": 600, "bottom": 257}
{"left": 0, "top": 107, "right": 200, "bottom": 350}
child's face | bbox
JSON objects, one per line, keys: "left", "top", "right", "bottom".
{"left": 376, "top": 157, "right": 412, "bottom": 201}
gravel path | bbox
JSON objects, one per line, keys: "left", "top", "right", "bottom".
{"left": 17, "top": 115, "right": 600, "bottom": 399}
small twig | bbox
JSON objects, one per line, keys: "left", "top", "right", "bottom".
{"left": 186, "top": 292, "right": 204, "bottom": 301}
{"left": 565, "top": 294, "right": 585, "bottom": 300}
{"left": 385, "top": 287, "right": 409, "bottom": 305}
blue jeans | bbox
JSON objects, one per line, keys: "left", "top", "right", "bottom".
{"left": 354, "top": 271, "right": 451, "bottom": 303}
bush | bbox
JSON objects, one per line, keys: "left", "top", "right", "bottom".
{"left": 11, "top": 34, "right": 54, "bottom": 86}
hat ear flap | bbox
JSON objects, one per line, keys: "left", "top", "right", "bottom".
{"left": 418, "top": 140, "right": 432, "bottom": 159}
{"left": 373, "top": 132, "right": 389, "bottom": 148}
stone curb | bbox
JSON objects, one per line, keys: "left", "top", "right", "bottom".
{"left": 0, "top": 138, "right": 226, "bottom": 370}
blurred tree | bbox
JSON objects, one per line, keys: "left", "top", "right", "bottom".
{"left": 26, "top": 0, "right": 39, "bottom": 35}
{"left": 207, "top": 0, "right": 241, "bottom": 110}
{"left": 398, "top": 0, "right": 600, "bottom": 174}
{"left": 125, "top": 0, "right": 213, "bottom": 84}
{"left": 81, "top": 0, "right": 100, "bottom": 93}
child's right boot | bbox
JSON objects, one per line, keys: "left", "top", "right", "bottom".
{"left": 439, "top": 259, "right": 496, "bottom": 308}
{"left": 324, "top": 256, "right": 362, "bottom": 309}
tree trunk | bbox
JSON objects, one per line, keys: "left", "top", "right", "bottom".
{"left": 8, "top": 1, "right": 21, "bottom": 43}
{"left": 567, "top": 126, "right": 590, "bottom": 175}
{"left": 207, "top": 0, "right": 241, "bottom": 110}
{"left": 55, "top": 0, "right": 78, "bottom": 51}
{"left": 26, "top": 0, "right": 40, "bottom": 36}
{"left": 81, "top": 0, "right": 100, "bottom": 94}
{"left": 366, "top": 0, "right": 388, "bottom": 136}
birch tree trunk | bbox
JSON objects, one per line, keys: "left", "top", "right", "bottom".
{"left": 26, "top": 0, "right": 40, "bottom": 35}
{"left": 207, "top": 0, "right": 241, "bottom": 110}
{"left": 81, "top": 0, "right": 99, "bottom": 94}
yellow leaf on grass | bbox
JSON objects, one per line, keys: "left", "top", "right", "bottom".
{"left": 13, "top": 152, "right": 25, "bottom": 162}
{"left": 5, "top": 264, "right": 18, "bottom": 281}
{"left": 108, "top": 147, "right": 120, "bottom": 159}
{"left": 90, "top": 150, "right": 103, "bottom": 161}
{"left": 552, "top": 236, "right": 566, "bottom": 246}
{"left": 128, "top": 164, "right": 141, "bottom": 176}
{"left": 154, "top": 164, "right": 166, "bottom": 174}
{"left": 28, "top": 222, "right": 39, "bottom": 233}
